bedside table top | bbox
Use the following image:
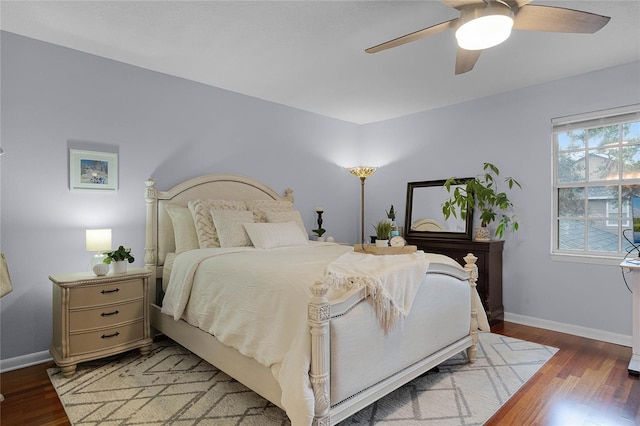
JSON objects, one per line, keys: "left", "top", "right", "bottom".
{"left": 49, "top": 267, "right": 151, "bottom": 287}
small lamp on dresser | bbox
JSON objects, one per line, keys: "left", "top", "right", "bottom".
{"left": 86, "top": 229, "right": 112, "bottom": 272}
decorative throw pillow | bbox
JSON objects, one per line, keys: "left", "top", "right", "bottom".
{"left": 188, "top": 199, "right": 247, "bottom": 248}
{"left": 244, "top": 221, "right": 309, "bottom": 249}
{"left": 165, "top": 205, "right": 199, "bottom": 253}
{"left": 210, "top": 209, "right": 255, "bottom": 248}
{"left": 246, "top": 199, "right": 294, "bottom": 223}
{"left": 266, "top": 210, "right": 308, "bottom": 237}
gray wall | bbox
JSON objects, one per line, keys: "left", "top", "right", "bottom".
{"left": 1, "top": 30, "right": 639, "bottom": 363}
{"left": 360, "top": 61, "right": 640, "bottom": 339}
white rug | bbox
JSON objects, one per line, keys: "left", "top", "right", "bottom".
{"left": 48, "top": 332, "right": 557, "bottom": 425}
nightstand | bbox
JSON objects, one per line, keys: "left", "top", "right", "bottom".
{"left": 49, "top": 268, "right": 153, "bottom": 377}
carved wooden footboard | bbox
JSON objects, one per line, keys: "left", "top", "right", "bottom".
{"left": 308, "top": 253, "right": 479, "bottom": 425}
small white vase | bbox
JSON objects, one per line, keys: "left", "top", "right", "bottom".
{"left": 375, "top": 239, "right": 389, "bottom": 247}
{"left": 474, "top": 227, "right": 490, "bottom": 241}
{"left": 112, "top": 260, "right": 127, "bottom": 274}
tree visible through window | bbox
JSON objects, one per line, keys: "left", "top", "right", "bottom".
{"left": 553, "top": 106, "right": 640, "bottom": 256}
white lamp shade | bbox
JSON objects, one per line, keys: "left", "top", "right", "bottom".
{"left": 86, "top": 229, "right": 112, "bottom": 252}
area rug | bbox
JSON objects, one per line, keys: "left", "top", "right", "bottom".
{"left": 48, "top": 332, "right": 557, "bottom": 425}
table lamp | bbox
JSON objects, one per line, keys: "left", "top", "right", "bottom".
{"left": 86, "top": 229, "right": 112, "bottom": 271}
{"left": 348, "top": 166, "right": 377, "bottom": 248}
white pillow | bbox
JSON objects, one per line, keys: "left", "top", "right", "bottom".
{"left": 210, "top": 209, "right": 254, "bottom": 247}
{"left": 266, "top": 210, "right": 308, "bottom": 236}
{"left": 244, "top": 221, "right": 309, "bottom": 249}
{"left": 165, "top": 205, "right": 199, "bottom": 253}
{"left": 246, "top": 199, "right": 293, "bottom": 223}
{"left": 188, "top": 199, "right": 247, "bottom": 248}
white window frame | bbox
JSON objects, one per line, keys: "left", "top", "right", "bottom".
{"left": 552, "top": 104, "right": 640, "bottom": 262}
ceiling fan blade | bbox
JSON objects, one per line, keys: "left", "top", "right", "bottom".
{"left": 503, "top": 0, "right": 534, "bottom": 8}
{"left": 441, "top": 0, "right": 484, "bottom": 11}
{"left": 455, "top": 48, "right": 482, "bottom": 75}
{"left": 513, "top": 5, "right": 610, "bottom": 33}
{"left": 365, "top": 19, "right": 457, "bottom": 54}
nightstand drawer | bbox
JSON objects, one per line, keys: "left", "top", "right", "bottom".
{"left": 70, "top": 279, "right": 143, "bottom": 308}
{"left": 69, "top": 321, "right": 144, "bottom": 355}
{"left": 69, "top": 300, "right": 144, "bottom": 332}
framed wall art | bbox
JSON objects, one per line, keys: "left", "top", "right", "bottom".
{"left": 69, "top": 149, "right": 118, "bottom": 191}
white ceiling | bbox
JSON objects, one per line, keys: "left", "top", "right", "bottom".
{"left": 1, "top": 1, "right": 639, "bottom": 124}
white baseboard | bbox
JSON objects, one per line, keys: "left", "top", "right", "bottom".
{"left": 0, "top": 350, "right": 52, "bottom": 373}
{"left": 504, "top": 312, "right": 632, "bottom": 347}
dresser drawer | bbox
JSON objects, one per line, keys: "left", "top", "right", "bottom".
{"left": 70, "top": 279, "right": 143, "bottom": 308}
{"left": 69, "top": 300, "right": 144, "bottom": 332}
{"left": 69, "top": 321, "right": 144, "bottom": 355}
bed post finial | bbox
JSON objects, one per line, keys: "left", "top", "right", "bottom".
{"left": 308, "top": 281, "right": 330, "bottom": 426}
{"left": 144, "top": 179, "right": 157, "bottom": 269}
{"left": 464, "top": 253, "right": 479, "bottom": 363}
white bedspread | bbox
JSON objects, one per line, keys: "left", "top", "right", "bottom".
{"left": 161, "top": 243, "right": 457, "bottom": 426}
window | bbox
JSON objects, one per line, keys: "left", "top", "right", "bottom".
{"left": 553, "top": 105, "right": 640, "bottom": 257}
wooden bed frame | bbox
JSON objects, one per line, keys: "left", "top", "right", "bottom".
{"left": 144, "top": 174, "right": 479, "bottom": 426}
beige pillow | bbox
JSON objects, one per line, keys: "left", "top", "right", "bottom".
{"left": 245, "top": 222, "right": 309, "bottom": 249}
{"left": 210, "top": 209, "right": 254, "bottom": 247}
{"left": 246, "top": 199, "right": 293, "bottom": 223}
{"left": 266, "top": 210, "right": 308, "bottom": 237}
{"left": 188, "top": 199, "right": 247, "bottom": 248}
{"left": 165, "top": 205, "right": 199, "bottom": 253}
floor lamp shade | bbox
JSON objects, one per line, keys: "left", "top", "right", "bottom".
{"left": 348, "top": 166, "right": 377, "bottom": 246}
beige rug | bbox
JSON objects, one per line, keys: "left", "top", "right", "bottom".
{"left": 48, "top": 332, "right": 557, "bottom": 425}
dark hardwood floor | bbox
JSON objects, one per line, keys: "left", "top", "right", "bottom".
{"left": 1, "top": 322, "right": 638, "bottom": 425}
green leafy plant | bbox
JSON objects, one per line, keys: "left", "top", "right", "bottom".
{"left": 103, "top": 245, "right": 135, "bottom": 264}
{"left": 442, "top": 162, "right": 521, "bottom": 239}
{"left": 386, "top": 205, "right": 396, "bottom": 221}
{"left": 373, "top": 220, "right": 392, "bottom": 240}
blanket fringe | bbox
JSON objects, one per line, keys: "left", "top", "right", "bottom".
{"left": 324, "top": 271, "right": 402, "bottom": 332}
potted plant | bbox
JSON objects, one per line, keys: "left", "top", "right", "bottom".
{"left": 103, "top": 245, "right": 135, "bottom": 274}
{"left": 442, "top": 162, "right": 521, "bottom": 241}
{"left": 373, "top": 220, "right": 392, "bottom": 247}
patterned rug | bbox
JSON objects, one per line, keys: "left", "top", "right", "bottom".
{"left": 48, "top": 332, "right": 557, "bottom": 425}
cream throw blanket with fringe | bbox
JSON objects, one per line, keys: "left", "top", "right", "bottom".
{"left": 324, "top": 250, "right": 429, "bottom": 331}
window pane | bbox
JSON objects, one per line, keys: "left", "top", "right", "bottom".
{"left": 587, "top": 186, "right": 617, "bottom": 218}
{"left": 558, "top": 219, "right": 585, "bottom": 250}
{"left": 558, "top": 187, "right": 584, "bottom": 217}
{"left": 622, "top": 145, "right": 640, "bottom": 179}
{"left": 557, "top": 130, "right": 585, "bottom": 150}
{"left": 622, "top": 121, "right": 640, "bottom": 144}
{"left": 587, "top": 219, "right": 619, "bottom": 252}
{"left": 588, "top": 125, "right": 619, "bottom": 148}
{"left": 587, "top": 148, "right": 618, "bottom": 181}
{"left": 557, "top": 152, "right": 585, "bottom": 183}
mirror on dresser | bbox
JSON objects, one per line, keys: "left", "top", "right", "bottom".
{"left": 404, "top": 178, "right": 474, "bottom": 240}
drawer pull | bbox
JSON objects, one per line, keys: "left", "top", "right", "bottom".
{"left": 101, "top": 332, "right": 120, "bottom": 339}
{"left": 101, "top": 288, "right": 120, "bottom": 294}
{"left": 101, "top": 310, "right": 119, "bottom": 317}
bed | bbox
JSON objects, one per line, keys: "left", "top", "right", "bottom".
{"left": 143, "top": 173, "right": 488, "bottom": 426}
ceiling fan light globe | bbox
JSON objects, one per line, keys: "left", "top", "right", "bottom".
{"left": 455, "top": 4, "right": 514, "bottom": 51}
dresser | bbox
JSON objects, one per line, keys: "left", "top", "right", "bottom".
{"left": 49, "top": 268, "right": 153, "bottom": 377}
{"left": 405, "top": 237, "right": 504, "bottom": 325}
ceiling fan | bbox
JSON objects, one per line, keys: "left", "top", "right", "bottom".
{"left": 365, "top": 0, "right": 611, "bottom": 75}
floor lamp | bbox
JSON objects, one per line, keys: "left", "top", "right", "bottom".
{"left": 0, "top": 253, "right": 13, "bottom": 403}
{"left": 348, "top": 166, "right": 377, "bottom": 247}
